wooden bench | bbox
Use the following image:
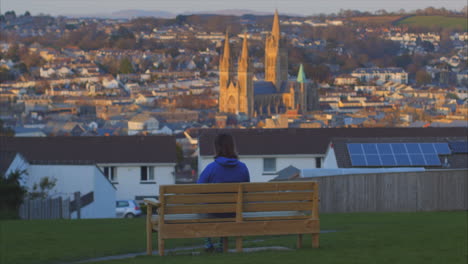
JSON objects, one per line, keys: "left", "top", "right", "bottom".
{"left": 144, "top": 181, "right": 319, "bottom": 256}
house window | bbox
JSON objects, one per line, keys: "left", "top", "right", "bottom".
{"left": 263, "top": 158, "right": 276, "bottom": 173}
{"left": 315, "top": 157, "right": 322, "bottom": 168}
{"left": 103, "top": 166, "right": 117, "bottom": 182}
{"left": 141, "top": 166, "right": 155, "bottom": 182}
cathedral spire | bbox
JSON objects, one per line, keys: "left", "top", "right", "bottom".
{"left": 223, "top": 31, "right": 231, "bottom": 61}
{"left": 272, "top": 9, "right": 280, "bottom": 41}
{"left": 240, "top": 32, "right": 249, "bottom": 62}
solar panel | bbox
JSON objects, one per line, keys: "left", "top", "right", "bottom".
{"left": 377, "top": 143, "right": 392, "bottom": 154}
{"left": 380, "top": 154, "right": 396, "bottom": 166}
{"left": 347, "top": 144, "right": 364, "bottom": 155}
{"left": 409, "top": 154, "right": 425, "bottom": 166}
{"left": 433, "top": 143, "right": 451, "bottom": 155}
{"left": 346, "top": 142, "right": 448, "bottom": 167}
{"left": 391, "top": 143, "right": 406, "bottom": 154}
{"left": 419, "top": 143, "right": 436, "bottom": 154}
{"left": 362, "top": 144, "right": 378, "bottom": 154}
{"left": 366, "top": 155, "right": 381, "bottom": 166}
{"left": 424, "top": 154, "right": 442, "bottom": 166}
{"left": 350, "top": 155, "right": 367, "bottom": 166}
{"left": 406, "top": 143, "right": 421, "bottom": 154}
{"left": 394, "top": 154, "right": 411, "bottom": 166}
{"left": 448, "top": 141, "right": 468, "bottom": 154}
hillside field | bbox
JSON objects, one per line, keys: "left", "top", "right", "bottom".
{"left": 396, "top": 16, "right": 467, "bottom": 30}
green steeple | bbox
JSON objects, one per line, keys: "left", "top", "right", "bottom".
{"left": 297, "top": 64, "right": 306, "bottom": 83}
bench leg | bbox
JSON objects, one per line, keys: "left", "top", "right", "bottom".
{"left": 236, "top": 237, "right": 243, "bottom": 252}
{"left": 297, "top": 234, "right": 303, "bottom": 249}
{"left": 146, "top": 215, "right": 153, "bottom": 255}
{"left": 223, "top": 237, "right": 229, "bottom": 253}
{"left": 158, "top": 237, "right": 165, "bottom": 256}
{"left": 312, "top": 233, "right": 319, "bottom": 248}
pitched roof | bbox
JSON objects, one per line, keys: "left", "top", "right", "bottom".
{"left": 0, "top": 151, "right": 18, "bottom": 176}
{"left": 198, "top": 128, "right": 468, "bottom": 156}
{"left": 331, "top": 137, "right": 468, "bottom": 169}
{"left": 1, "top": 136, "right": 176, "bottom": 165}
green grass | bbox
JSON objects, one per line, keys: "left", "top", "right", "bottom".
{"left": 1, "top": 212, "right": 467, "bottom": 264}
{"left": 396, "top": 16, "right": 468, "bottom": 30}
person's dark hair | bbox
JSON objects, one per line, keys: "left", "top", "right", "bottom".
{"left": 214, "top": 133, "right": 238, "bottom": 159}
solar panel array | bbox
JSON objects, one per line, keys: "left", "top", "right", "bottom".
{"left": 347, "top": 143, "right": 451, "bottom": 167}
{"left": 448, "top": 141, "right": 468, "bottom": 154}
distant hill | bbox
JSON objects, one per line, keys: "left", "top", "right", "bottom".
{"left": 183, "top": 9, "right": 271, "bottom": 16}
{"left": 66, "top": 9, "right": 175, "bottom": 19}
{"left": 109, "top": 10, "right": 175, "bottom": 19}
{"left": 183, "top": 9, "right": 304, "bottom": 17}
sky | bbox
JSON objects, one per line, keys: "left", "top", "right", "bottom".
{"left": 1, "top": 0, "right": 466, "bottom": 16}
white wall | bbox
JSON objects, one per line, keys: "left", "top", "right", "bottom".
{"left": 103, "top": 164, "right": 175, "bottom": 200}
{"left": 323, "top": 146, "right": 339, "bottom": 169}
{"left": 27, "top": 165, "right": 116, "bottom": 219}
{"left": 27, "top": 165, "right": 94, "bottom": 199}
{"left": 199, "top": 155, "right": 323, "bottom": 183}
{"left": 90, "top": 167, "right": 116, "bottom": 218}
{"left": 5, "top": 154, "right": 30, "bottom": 186}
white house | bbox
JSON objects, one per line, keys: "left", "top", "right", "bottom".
{"left": 27, "top": 165, "right": 116, "bottom": 219}
{"left": 352, "top": 67, "right": 408, "bottom": 85}
{"left": 198, "top": 129, "right": 326, "bottom": 182}
{"left": 197, "top": 128, "right": 468, "bottom": 182}
{"left": 3, "top": 136, "right": 177, "bottom": 209}
{"left": 128, "top": 114, "right": 159, "bottom": 135}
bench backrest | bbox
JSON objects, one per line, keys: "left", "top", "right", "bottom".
{"left": 158, "top": 181, "right": 319, "bottom": 224}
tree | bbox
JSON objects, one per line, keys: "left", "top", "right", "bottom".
{"left": 415, "top": 70, "right": 432, "bottom": 85}
{"left": 28, "top": 177, "right": 57, "bottom": 200}
{"left": 119, "top": 57, "right": 134, "bottom": 74}
{"left": 0, "top": 170, "right": 27, "bottom": 219}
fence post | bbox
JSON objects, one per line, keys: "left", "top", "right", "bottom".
{"left": 74, "top": 192, "right": 81, "bottom": 219}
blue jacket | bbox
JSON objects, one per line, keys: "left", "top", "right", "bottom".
{"left": 197, "top": 157, "right": 250, "bottom": 184}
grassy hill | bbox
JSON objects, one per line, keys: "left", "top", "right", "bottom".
{"left": 396, "top": 16, "right": 467, "bottom": 30}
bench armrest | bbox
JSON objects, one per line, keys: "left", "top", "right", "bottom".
{"left": 144, "top": 198, "right": 161, "bottom": 208}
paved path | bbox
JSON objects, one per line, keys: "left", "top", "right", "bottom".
{"left": 69, "top": 230, "right": 337, "bottom": 264}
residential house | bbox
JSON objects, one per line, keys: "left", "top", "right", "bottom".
{"left": 352, "top": 67, "right": 408, "bottom": 85}
{"left": 2, "top": 136, "right": 177, "bottom": 206}
{"left": 198, "top": 128, "right": 468, "bottom": 182}
{"left": 128, "top": 114, "right": 159, "bottom": 135}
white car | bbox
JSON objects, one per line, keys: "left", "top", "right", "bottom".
{"left": 116, "top": 200, "right": 142, "bottom": 218}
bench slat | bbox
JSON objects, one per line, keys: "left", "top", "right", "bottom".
{"left": 165, "top": 203, "right": 236, "bottom": 214}
{"left": 244, "top": 192, "right": 314, "bottom": 202}
{"left": 163, "top": 191, "right": 314, "bottom": 205}
{"left": 244, "top": 202, "right": 313, "bottom": 212}
{"left": 165, "top": 193, "right": 237, "bottom": 204}
{"left": 161, "top": 181, "right": 317, "bottom": 194}
{"left": 243, "top": 182, "right": 316, "bottom": 192}
{"left": 162, "top": 183, "right": 239, "bottom": 194}
{"left": 159, "top": 219, "right": 320, "bottom": 239}
{"left": 163, "top": 201, "right": 313, "bottom": 214}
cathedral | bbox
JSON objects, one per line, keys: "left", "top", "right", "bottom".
{"left": 218, "top": 10, "right": 319, "bottom": 118}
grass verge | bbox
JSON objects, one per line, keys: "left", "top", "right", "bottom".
{"left": 0, "top": 211, "right": 466, "bottom": 264}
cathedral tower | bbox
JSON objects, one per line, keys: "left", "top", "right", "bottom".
{"left": 219, "top": 31, "right": 233, "bottom": 89}
{"left": 218, "top": 31, "right": 234, "bottom": 114}
{"left": 265, "top": 10, "right": 288, "bottom": 90}
{"left": 237, "top": 33, "right": 254, "bottom": 117}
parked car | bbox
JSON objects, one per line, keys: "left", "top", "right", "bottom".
{"left": 116, "top": 200, "right": 142, "bottom": 218}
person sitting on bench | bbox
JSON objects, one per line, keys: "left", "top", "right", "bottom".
{"left": 197, "top": 133, "right": 250, "bottom": 252}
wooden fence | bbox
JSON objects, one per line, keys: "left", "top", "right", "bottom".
{"left": 18, "top": 191, "right": 93, "bottom": 220}
{"left": 19, "top": 197, "right": 70, "bottom": 220}
{"left": 296, "top": 169, "right": 468, "bottom": 213}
